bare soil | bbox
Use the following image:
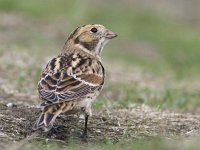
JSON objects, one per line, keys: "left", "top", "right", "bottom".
{"left": 1, "top": 91, "right": 200, "bottom": 149}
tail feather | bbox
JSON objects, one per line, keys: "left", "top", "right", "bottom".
{"left": 33, "top": 106, "right": 62, "bottom": 132}
{"left": 33, "top": 101, "right": 75, "bottom": 131}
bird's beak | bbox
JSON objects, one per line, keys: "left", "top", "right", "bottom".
{"left": 104, "top": 29, "right": 118, "bottom": 39}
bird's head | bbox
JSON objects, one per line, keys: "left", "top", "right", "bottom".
{"left": 64, "top": 24, "right": 117, "bottom": 56}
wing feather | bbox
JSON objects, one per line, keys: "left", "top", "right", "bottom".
{"left": 38, "top": 54, "right": 104, "bottom": 106}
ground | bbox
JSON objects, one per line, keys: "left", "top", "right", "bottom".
{"left": 1, "top": 0, "right": 200, "bottom": 149}
{"left": 1, "top": 91, "right": 200, "bottom": 149}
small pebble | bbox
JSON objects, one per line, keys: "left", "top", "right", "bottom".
{"left": 71, "top": 129, "right": 74, "bottom": 132}
{"left": 6, "top": 102, "right": 16, "bottom": 108}
{"left": 79, "top": 114, "right": 85, "bottom": 119}
{"left": 95, "top": 130, "right": 101, "bottom": 133}
{"left": 102, "top": 116, "right": 107, "bottom": 121}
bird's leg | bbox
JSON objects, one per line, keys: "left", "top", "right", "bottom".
{"left": 81, "top": 105, "right": 92, "bottom": 139}
{"left": 80, "top": 114, "right": 89, "bottom": 141}
{"left": 83, "top": 114, "right": 89, "bottom": 136}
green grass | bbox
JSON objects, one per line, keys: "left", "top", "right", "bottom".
{"left": 21, "top": 138, "right": 168, "bottom": 150}
{"left": 20, "top": 137, "right": 200, "bottom": 150}
{"left": 93, "top": 83, "right": 200, "bottom": 112}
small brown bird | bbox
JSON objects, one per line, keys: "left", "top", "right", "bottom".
{"left": 33, "top": 24, "right": 117, "bottom": 136}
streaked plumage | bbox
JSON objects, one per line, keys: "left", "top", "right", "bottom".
{"left": 33, "top": 24, "right": 117, "bottom": 135}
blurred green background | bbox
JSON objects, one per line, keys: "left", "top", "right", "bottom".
{"left": 0, "top": 0, "right": 200, "bottom": 78}
{"left": 0, "top": 0, "right": 200, "bottom": 112}
{"left": 1, "top": 0, "right": 200, "bottom": 149}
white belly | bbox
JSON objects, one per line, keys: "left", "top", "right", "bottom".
{"left": 76, "top": 96, "right": 96, "bottom": 108}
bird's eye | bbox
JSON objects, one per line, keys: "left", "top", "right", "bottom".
{"left": 90, "top": 27, "right": 98, "bottom": 33}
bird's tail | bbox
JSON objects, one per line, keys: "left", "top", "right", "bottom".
{"left": 33, "top": 104, "right": 62, "bottom": 132}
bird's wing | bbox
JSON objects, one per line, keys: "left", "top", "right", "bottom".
{"left": 38, "top": 54, "right": 104, "bottom": 106}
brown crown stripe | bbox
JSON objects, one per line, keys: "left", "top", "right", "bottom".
{"left": 67, "top": 27, "right": 80, "bottom": 40}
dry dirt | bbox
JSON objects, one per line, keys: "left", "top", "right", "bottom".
{"left": 1, "top": 90, "right": 200, "bottom": 149}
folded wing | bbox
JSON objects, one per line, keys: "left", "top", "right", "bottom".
{"left": 38, "top": 55, "right": 104, "bottom": 106}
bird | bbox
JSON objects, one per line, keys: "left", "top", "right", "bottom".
{"left": 33, "top": 24, "right": 117, "bottom": 136}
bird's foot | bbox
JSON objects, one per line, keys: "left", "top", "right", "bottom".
{"left": 49, "top": 125, "right": 66, "bottom": 134}
{"left": 80, "top": 131, "right": 88, "bottom": 142}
